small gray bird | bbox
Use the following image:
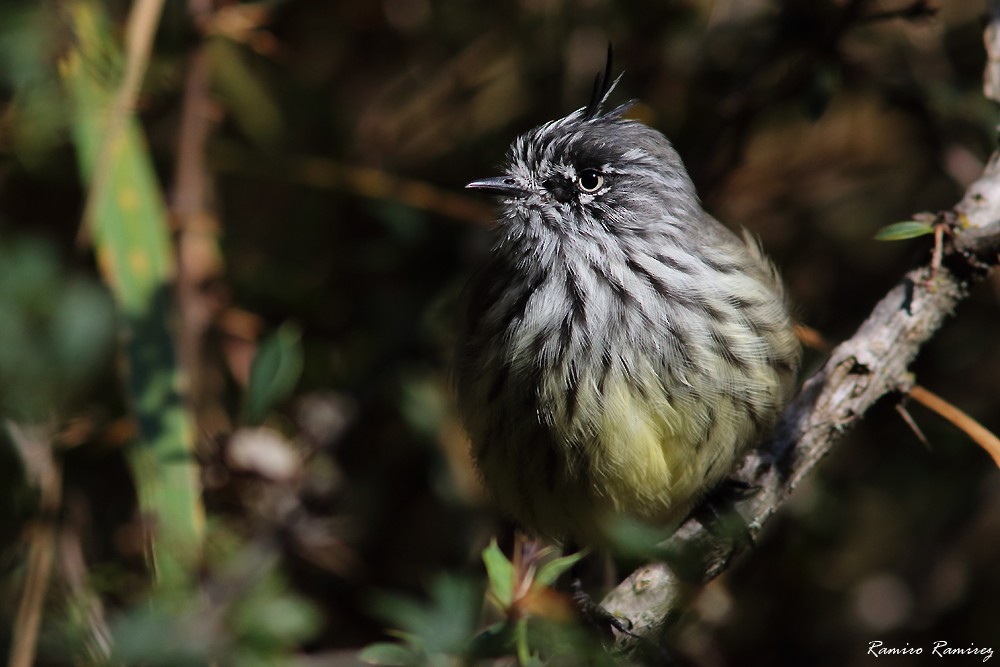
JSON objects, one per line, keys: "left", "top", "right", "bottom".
{"left": 456, "top": 60, "right": 800, "bottom": 545}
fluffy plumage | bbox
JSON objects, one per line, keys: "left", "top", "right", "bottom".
{"left": 456, "top": 87, "right": 800, "bottom": 544}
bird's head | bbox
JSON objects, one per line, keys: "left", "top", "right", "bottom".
{"left": 467, "top": 55, "right": 702, "bottom": 241}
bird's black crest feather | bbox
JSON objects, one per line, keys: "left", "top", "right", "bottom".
{"left": 583, "top": 43, "right": 622, "bottom": 120}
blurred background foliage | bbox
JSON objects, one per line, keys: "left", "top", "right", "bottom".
{"left": 0, "top": 0, "right": 999, "bottom": 664}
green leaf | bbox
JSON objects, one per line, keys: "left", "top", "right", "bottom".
{"left": 61, "top": 0, "right": 201, "bottom": 584}
{"left": 534, "top": 549, "right": 587, "bottom": 589}
{"left": 482, "top": 539, "right": 514, "bottom": 610}
{"left": 367, "top": 575, "right": 480, "bottom": 656}
{"left": 109, "top": 606, "right": 209, "bottom": 666}
{"left": 50, "top": 279, "right": 115, "bottom": 390}
{"left": 874, "top": 221, "right": 935, "bottom": 241}
{"left": 358, "top": 642, "right": 420, "bottom": 666}
{"left": 242, "top": 321, "right": 303, "bottom": 424}
{"left": 231, "top": 592, "right": 321, "bottom": 648}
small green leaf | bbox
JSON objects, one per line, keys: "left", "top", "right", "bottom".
{"left": 874, "top": 221, "right": 935, "bottom": 241}
{"left": 534, "top": 549, "right": 587, "bottom": 589}
{"left": 358, "top": 642, "right": 420, "bottom": 666}
{"left": 482, "top": 539, "right": 514, "bottom": 610}
{"left": 242, "top": 321, "right": 303, "bottom": 424}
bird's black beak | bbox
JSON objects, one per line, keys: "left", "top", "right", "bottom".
{"left": 465, "top": 176, "right": 529, "bottom": 198}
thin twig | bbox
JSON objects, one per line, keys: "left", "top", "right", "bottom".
{"left": 7, "top": 424, "right": 62, "bottom": 667}
{"left": 894, "top": 402, "right": 931, "bottom": 450}
{"left": 862, "top": 0, "right": 938, "bottom": 24}
{"left": 172, "top": 26, "right": 225, "bottom": 430}
{"left": 209, "top": 143, "right": 497, "bottom": 226}
{"left": 909, "top": 385, "right": 1000, "bottom": 467}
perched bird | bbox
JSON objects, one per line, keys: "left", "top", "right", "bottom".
{"left": 456, "top": 56, "right": 800, "bottom": 546}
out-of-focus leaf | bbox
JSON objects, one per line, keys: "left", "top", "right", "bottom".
{"left": 0, "top": 237, "right": 115, "bottom": 418}
{"left": 358, "top": 642, "right": 421, "bottom": 666}
{"left": 604, "top": 514, "right": 672, "bottom": 560}
{"left": 468, "top": 622, "right": 514, "bottom": 658}
{"left": 0, "top": 236, "right": 61, "bottom": 307}
{"left": 60, "top": 0, "right": 202, "bottom": 584}
{"left": 232, "top": 590, "right": 321, "bottom": 650}
{"left": 5, "top": 81, "right": 69, "bottom": 168}
{"left": 50, "top": 279, "right": 116, "bottom": 388}
{"left": 367, "top": 575, "right": 480, "bottom": 657}
{"left": 399, "top": 372, "right": 447, "bottom": 438}
{"left": 0, "top": 5, "right": 73, "bottom": 167}
{"left": 207, "top": 37, "right": 282, "bottom": 148}
{"left": 874, "top": 221, "right": 935, "bottom": 241}
{"left": 109, "top": 606, "right": 210, "bottom": 667}
{"left": 533, "top": 549, "right": 586, "bottom": 589}
{"left": 242, "top": 321, "right": 303, "bottom": 424}
{"left": 107, "top": 538, "right": 320, "bottom": 664}
{"left": 0, "top": 6, "right": 54, "bottom": 87}
{"left": 482, "top": 538, "right": 514, "bottom": 610}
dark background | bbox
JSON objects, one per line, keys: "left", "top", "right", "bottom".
{"left": 1, "top": 0, "right": 998, "bottom": 664}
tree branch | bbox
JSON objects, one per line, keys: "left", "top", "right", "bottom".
{"left": 603, "top": 3, "right": 1000, "bottom": 650}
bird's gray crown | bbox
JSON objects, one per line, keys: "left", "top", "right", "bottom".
{"left": 495, "top": 102, "right": 701, "bottom": 232}
{"left": 466, "top": 50, "right": 702, "bottom": 238}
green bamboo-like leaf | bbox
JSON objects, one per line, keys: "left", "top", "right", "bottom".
{"left": 874, "top": 221, "right": 935, "bottom": 241}
{"left": 482, "top": 538, "right": 514, "bottom": 610}
{"left": 59, "top": 0, "right": 202, "bottom": 584}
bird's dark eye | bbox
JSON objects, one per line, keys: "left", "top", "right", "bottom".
{"left": 576, "top": 169, "right": 605, "bottom": 193}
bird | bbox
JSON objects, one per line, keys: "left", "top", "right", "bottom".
{"left": 455, "top": 52, "right": 801, "bottom": 547}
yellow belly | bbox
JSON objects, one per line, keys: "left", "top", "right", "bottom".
{"left": 478, "top": 371, "right": 756, "bottom": 544}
